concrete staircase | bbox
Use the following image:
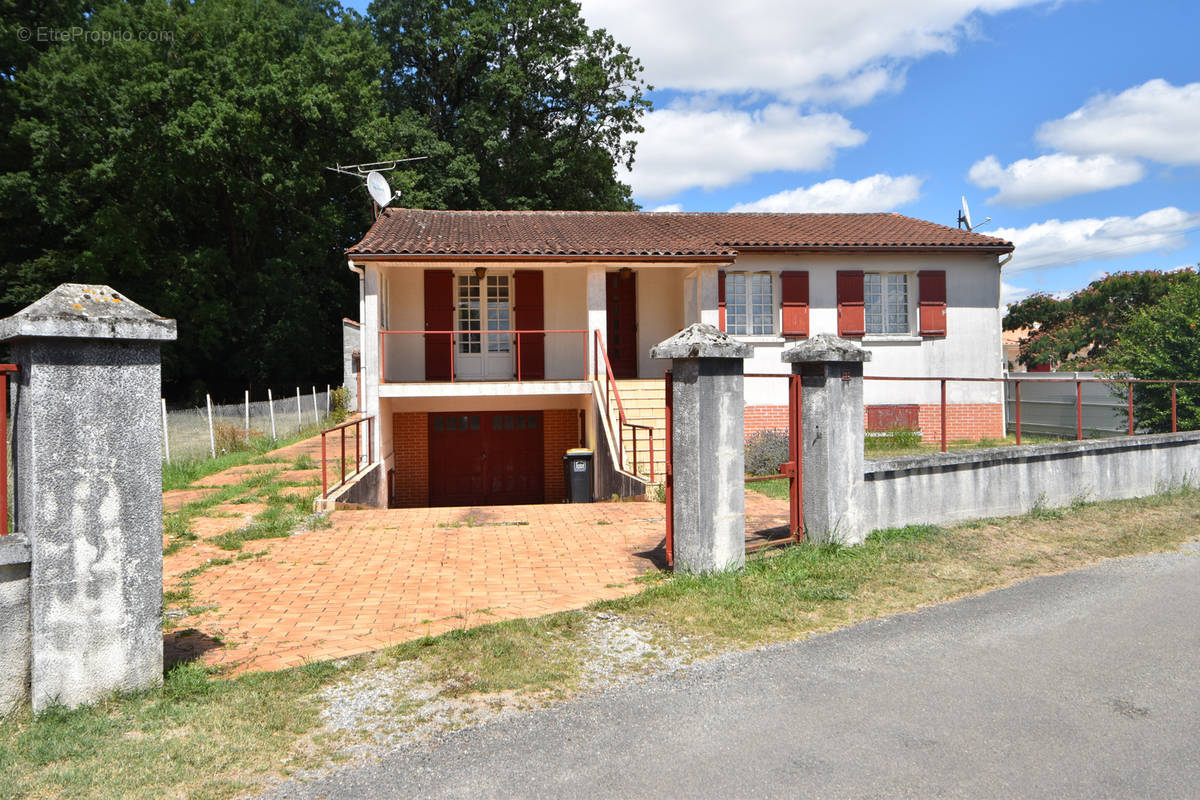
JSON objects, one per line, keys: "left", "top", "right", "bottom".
{"left": 603, "top": 378, "right": 667, "bottom": 482}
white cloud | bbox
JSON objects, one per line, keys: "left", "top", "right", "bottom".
{"left": 1001, "top": 281, "right": 1031, "bottom": 305}
{"left": 581, "top": 0, "right": 1048, "bottom": 105}
{"left": 729, "top": 174, "right": 923, "bottom": 213}
{"left": 1037, "top": 79, "right": 1200, "bottom": 166}
{"left": 967, "top": 153, "right": 1145, "bottom": 206}
{"left": 629, "top": 103, "right": 866, "bottom": 199}
{"left": 993, "top": 207, "right": 1200, "bottom": 272}
{"left": 648, "top": 203, "right": 683, "bottom": 212}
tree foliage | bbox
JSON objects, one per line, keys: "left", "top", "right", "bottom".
{"left": 1003, "top": 269, "right": 1199, "bottom": 370}
{"left": 1101, "top": 277, "right": 1200, "bottom": 432}
{"left": 1, "top": 0, "right": 649, "bottom": 400}
{"left": 370, "top": 0, "right": 650, "bottom": 210}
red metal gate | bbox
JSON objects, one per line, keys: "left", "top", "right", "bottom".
{"left": 1, "top": 364, "right": 17, "bottom": 535}
{"left": 663, "top": 370, "right": 803, "bottom": 568}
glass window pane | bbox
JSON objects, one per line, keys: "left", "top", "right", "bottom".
{"left": 886, "top": 274, "right": 908, "bottom": 333}
{"left": 726, "top": 273, "right": 748, "bottom": 335}
{"left": 749, "top": 273, "right": 773, "bottom": 335}
{"left": 864, "top": 273, "right": 883, "bottom": 334}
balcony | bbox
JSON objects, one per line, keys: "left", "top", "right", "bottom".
{"left": 378, "top": 329, "right": 593, "bottom": 397}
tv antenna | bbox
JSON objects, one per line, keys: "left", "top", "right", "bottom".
{"left": 326, "top": 157, "right": 428, "bottom": 218}
{"left": 957, "top": 196, "right": 991, "bottom": 232}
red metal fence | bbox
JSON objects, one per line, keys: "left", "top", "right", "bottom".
{"left": 1, "top": 364, "right": 16, "bottom": 535}
{"left": 320, "top": 415, "right": 375, "bottom": 500}
{"left": 864, "top": 375, "right": 1200, "bottom": 451}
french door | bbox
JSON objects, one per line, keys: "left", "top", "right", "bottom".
{"left": 455, "top": 274, "right": 513, "bottom": 379}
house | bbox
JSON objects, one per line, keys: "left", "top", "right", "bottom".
{"left": 345, "top": 209, "right": 1014, "bottom": 509}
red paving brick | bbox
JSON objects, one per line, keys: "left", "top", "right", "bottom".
{"left": 163, "top": 433, "right": 792, "bottom": 674}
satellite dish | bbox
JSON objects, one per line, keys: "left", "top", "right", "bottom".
{"left": 366, "top": 170, "right": 393, "bottom": 208}
{"left": 957, "top": 196, "right": 991, "bottom": 232}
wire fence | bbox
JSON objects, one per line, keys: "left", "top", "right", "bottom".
{"left": 162, "top": 385, "right": 336, "bottom": 462}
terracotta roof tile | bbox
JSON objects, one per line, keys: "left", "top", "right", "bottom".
{"left": 347, "top": 209, "right": 1014, "bottom": 258}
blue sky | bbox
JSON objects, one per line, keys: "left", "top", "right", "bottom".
{"left": 354, "top": 0, "right": 1200, "bottom": 304}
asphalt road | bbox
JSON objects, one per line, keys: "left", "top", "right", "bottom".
{"left": 266, "top": 543, "right": 1200, "bottom": 799}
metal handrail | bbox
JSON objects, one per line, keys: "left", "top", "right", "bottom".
{"left": 593, "top": 331, "right": 655, "bottom": 482}
{"left": 380, "top": 328, "right": 589, "bottom": 383}
{"left": 320, "top": 415, "right": 375, "bottom": 500}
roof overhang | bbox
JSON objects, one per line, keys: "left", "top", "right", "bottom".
{"left": 346, "top": 252, "right": 736, "bottom": 263}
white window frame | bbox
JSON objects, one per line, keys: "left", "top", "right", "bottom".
{"left": 454, "top": 271, "right": 514, "bottom": 379}
{"left": 864, "top": 271, "right": 912, "bottom": 336}
{"left": 726, "top": 271, "right": 775, "bottom": 336}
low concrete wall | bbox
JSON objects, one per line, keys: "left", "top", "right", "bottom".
{"left": 0, "top": 534, "right": 31, "bottom": 715}
{"left": 314, "top": 462, "right": 383, "bottom": 511}
{"left": 859, "top": 431, "right": 1200, "bottom": 531}
{"left": 594, "top": 416, "right": 648, "bottom": 500}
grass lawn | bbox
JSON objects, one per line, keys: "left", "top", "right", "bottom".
{"left": 161, "top": 422, "right": 331, "bottom": 492}
{"left": 3, "top": 487, "right": 1200, "bottom": 798}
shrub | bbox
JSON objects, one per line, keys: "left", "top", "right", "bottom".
{"left": 212, "top": 421, "right": 263, "bottom": 454}
{"left": 329, "top": 386, "right": 351, "bottom": 424}
{"left": 745, "top": 429, "right": 789, "bottom": 476}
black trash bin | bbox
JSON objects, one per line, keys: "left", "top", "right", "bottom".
{"left": 563, "top": 448, "right": 593, "bottom": 503}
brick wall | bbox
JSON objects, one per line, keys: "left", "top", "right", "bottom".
{"left": 744, "top": 405, "right": 790, "bottom": 436}
{"left": 914, "top": 403, "right": 1005, "bottom": 443}
{"left": 741, "top": 403, "right": 1006, "bottom": 443}
{"left": 542, "top": 409, "right": 579, "bottom": 503}
{"left": 391, "top": 412, "right": 429, "bottom": 508}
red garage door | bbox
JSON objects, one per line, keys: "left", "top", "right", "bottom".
{"left": 429, "top": 412, "right": 544, "bottom": 507}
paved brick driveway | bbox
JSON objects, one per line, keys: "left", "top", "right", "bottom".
{"left": 163, "top": 435, "right": 791, "bottom": 674}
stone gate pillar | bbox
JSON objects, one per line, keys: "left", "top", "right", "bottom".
{"left": 0, "top": 284, "right": 176, "bottom": 711}
{"left": 782, "top": 334, "right": 870, "bottom": 544}
{"left": 651, "top": 323, "right": 752, "bottom": 573}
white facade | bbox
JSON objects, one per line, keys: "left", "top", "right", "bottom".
{"left": 728, "top": 252, "right": 1005, "bottom": 407}
{"left": 351, "top": 246, "right": 1006, "bottom": 504}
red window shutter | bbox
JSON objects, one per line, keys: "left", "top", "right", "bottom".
{"left": 717, "top": 270, "right": 727, "bottom": 331}
{"left": 423, "top": 270, "right": 454, "bottom": 381}
{"left": 837, "top": 270, "right": 865, "bottom": 338}
{"left": 918, "top": 270, "right": 947, "bottom": 337}
{"left": 514, "top": 270, "right": 545, "bottom": 379}
{"left": 780, "top": 270, "right": 809, "bottom": 337}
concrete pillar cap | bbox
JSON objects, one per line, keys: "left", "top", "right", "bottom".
{"left": 781, "top": 333, "right": 871, "bottom": 364}
{"left": 649, "top": 322, "right": 753, "bottom": 360}
{"left": 0, "top": 283, "right": 177, "bottom": 342}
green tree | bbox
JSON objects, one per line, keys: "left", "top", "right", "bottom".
{"left": 1004, "top": 269, "right": 1199, "bottom": 370}
{"left": 369, "top": 0, "right": 651, "bottom": 210}
{"left": 1102, "top": 278, "right": 1200, "bottom": 432}
{"left": 1, "top": 0, "right": 418, "bottom": 399}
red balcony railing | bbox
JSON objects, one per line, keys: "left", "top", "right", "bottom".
{"left": 379, "top": 329, "right": 589, "bottom": 383}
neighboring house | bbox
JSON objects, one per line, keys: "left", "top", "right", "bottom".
{"left": 345, "top": 209, "right": 1014, "bottom": 509}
